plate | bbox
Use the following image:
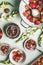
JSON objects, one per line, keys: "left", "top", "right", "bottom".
{"left": 19, "top": 0, "right": 43, "bottom": 28}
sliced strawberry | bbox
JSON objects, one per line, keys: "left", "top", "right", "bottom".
{"left": 16, "top": 56, "right": 21, "bottom": 60}
{"left": 40, "top": 57, "right": 43, "bottom": 63}
{"left": 41, "top": 15, "right": 43, "bottom": 18}
{"left": 1, "top": 46, "right": 5, "bottom": 51}
{"left": 37, "top": 61, "right": 40, "bottom": 65}
{"left": 38, "top": 1, "right": 42, "bottom": 5}
{"left": 13, "top": 56, "right": 16, "bottom": 60}
{"left": 27, "top": 15, "right": 32, "bottom": 20}
{"left": 26, "top": 10, "right": 31, "bottom": 15}
{"left": 0, "top": 28, "right": 2, "bottom": 39}
{"left": 29, "top": 0, "right": 33, "bottom": 3}
{"left": 30, "top": 3, "right": 36, "bottom": 9}
{"left": 36, "top": 6, "right": 42, "bottom": 12}
{"left": 23, "top": 11, "right": 28, "bottom": 17}
{"left": 35, "top": 20, "right": 41, "bottom": 25}
{"left": 23, "top": 12, "right": 27, "bottom": 16}
{"left": 3, "top": 49, "right": 7, "bottom": 54}
{"left": 13, "top": 51, "right": 17, "bottom": 56}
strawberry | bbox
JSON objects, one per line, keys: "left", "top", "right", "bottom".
{"left": 23, "top": 11, "right": 28, "bottom": 17}
{"left": 30, "top": 3, "right": 36, "bottom": 9}
{"left": 1, "top": 46, "right": 5, "bottom": 51}
{"left": 16, "top": 56, "right": 20, "bottom": 60}
{"left": 13, "top": 51, "right": 17, "bottom": 56}
{"left": 27, "top": 15, "right": 32, "bottom": 20}
{"left": 29, "top": 0, "right": 33, "bottom": 3}
{"left": 38, "top": 1, "right": 42, "bottom": 5}
{"left": 0, "top": 28, "right": 2, "bottom": 39}
{"left": 35, "top": 20, "right": 41, "bottom": 25}
{"left": 26, "top": 10, "right": 31, "bottom": 15}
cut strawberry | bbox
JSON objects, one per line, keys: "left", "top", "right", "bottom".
{"left": 3, "top": 49, "right": 7, "bottom": 54}
{"left": 36, "top": 5, "right": 42, "bottom": 12}
{"left": 26, "top": 10, "right": 31, "bottom": 15}
{"left": 23, "top": 12, "right": 28, "bottom": 17}
{"left": 1, "top": 46, "right": 5, "bottom": 51}
{"left": 38, "top": 1, "right": 42, "bottom": 5}
{"left": 13, "top": 56, "right": 16, "bottom": 60}
{"left": 13, "top": 51, "right": 17, "bottom": 56}
{"left": 16, "top": 56, "right": 20, "bottom": 60}
{"left": 41, "top": 15, "right": 43, "bottom": 18}
{"left": 37, "top": 61, "right": 41, "bottom": 65}
{"left": 35, "top": 20, "right": 41, "bottom": 25}
{"left": 30, "top": 3, "right": 36, "bottom": 9}
{"left": 29, "top": 0, "right": 33, "bottom": 3}
{"left": 40, "top": 57, "right": 43, "bottom": 62}
{"left": 0, "top": 28, "right": 2, "bottom": 39}
{"left": 27, "top": 15, "right": 32, "bottom": 20}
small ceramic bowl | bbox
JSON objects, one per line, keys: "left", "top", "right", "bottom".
{"left": 23, "top": 39, "right": 36, "bottom": 51}
{"left": 9, "top": 48, "right": 26, "bottom": 65}
{"left": 3, "top": 23, "right": 21, "bottom": 39}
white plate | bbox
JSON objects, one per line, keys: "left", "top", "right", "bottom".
{"left": 19, "top": 0, "right": 43, "bottom": 28}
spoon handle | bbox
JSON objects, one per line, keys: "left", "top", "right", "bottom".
{"left": 36, "top": 48, "right": 43, "bottom": 53}
{"left": 23, "top": 0, "right": 28, "bottom": 4}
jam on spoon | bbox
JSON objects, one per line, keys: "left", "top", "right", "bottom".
{"left": 4, "top": 8, "right": 10, "bottom": 13}
{"left": 25, "top": 39, "right": 36, "bottom": 50}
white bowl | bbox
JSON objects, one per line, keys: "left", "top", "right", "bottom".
{"left": 19, "top": 0, "right": 43, "bottom": 28}
{"left": 9, "top": 48, "right": 26, "bottom": 65}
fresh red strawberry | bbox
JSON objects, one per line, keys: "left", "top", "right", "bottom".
{"left": 1, "top": 46, "right": 5, "bottom": 51}
{"left": 13, "top": 51, "right": 17, "bottom": 56}
{"left": 38, "top": 1, "right": 42, "bottom": 5}
{"left": 13, "top": 56, "right": 16, "bottom": 60}
{"left": 36, "top": 5, "right": 42, "bottom": 12}
{"left": 27, "top": 15, "right": 32, "bottom": 20}
{"left": 35, "top": 20, "right": 41, "bottom": 25}
{"left": 0, "top": 28, "right": 2, "bottom": 39}
{"left": 29, "top": 0, "right": 33, "bottom": 3}
{"left": 30, "top": 3, "right": 36, "bottom": 9}
{"left": 26, "top": 10, "right": 31, "bottom": 15}
{"left": 37, "top": 61, "right": 40, "bottom": 65}
{"left": 41, "top": 57, "right": 43, "bottom": 62}
{"left": 16, "top": 56, "right": 20, "bottom": 60}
